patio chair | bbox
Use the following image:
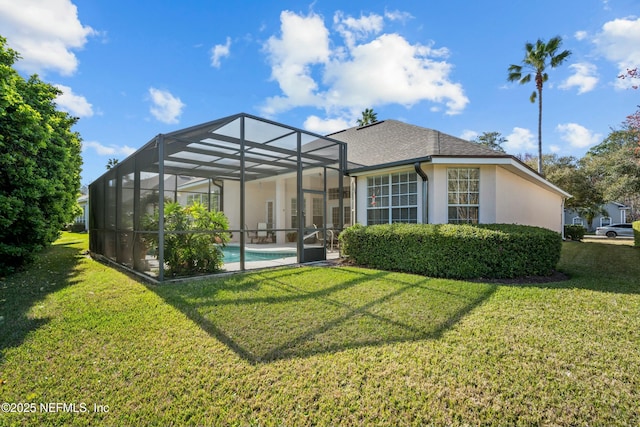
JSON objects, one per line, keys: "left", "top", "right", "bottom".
{"left": 257, "top": 222, "right": 268, "bottom": 243}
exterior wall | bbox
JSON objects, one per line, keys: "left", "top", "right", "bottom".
{"left": 354, "top": 163, "right": 564, "bottom": 233}
{"left": 494, "top": 166, "right": 564, "bottom": 232}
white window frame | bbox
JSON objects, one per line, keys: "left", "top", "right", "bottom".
{"left": 447, "top": 168, "right": 480, "bottom": 224}
{"left": 572, "top": 217, "right": 584, "bottom": 226}
{"left": 366, "top": 171, "right": 418, "bottom": 225}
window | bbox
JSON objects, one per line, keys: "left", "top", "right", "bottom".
{"left": 447, "top": 168, "right": 479, "bottom": 224}
{"left": 572, "top": 217, "right": 584, "bottom": 226}
{"left": 291, "top": 198, "right": 298, "bottom": 228}
{"left": 186, "top": 192, "right": 220, "bottom": 211}
{"left": 600, "top": 216, "right": 611, "bottom": 227}
{"left": 312, "top": 198, "right": 323, "bottom": 226}
{"left": 328, "top": 187, "right": 351, "bottom": 200}
{"left": 366, "top": 172, "right": 418, "bottom": 225}
{"left": 266, "top": 200, "right": 274, "bottom": 227}
{"left": 332, "top": 206, "right": 351, "bottom": 227}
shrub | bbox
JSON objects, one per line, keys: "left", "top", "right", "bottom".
{"left": 142, "top": 202, "right": 230, "bottom": 276}
{"left": 634, "top": 221, "right": 640, "bottom": 248}
{"left": 339, "top": 223, "right": 562, "bottom": 279}
{"left": 564, "top": 224, "right": 586, "bottom": 241}
{"left": 0, "top": 37, "right": 82, "bottom": 275}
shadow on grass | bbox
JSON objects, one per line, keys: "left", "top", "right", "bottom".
{"left": 154, "top": 267, "right": 497, "bottom": 364}
{"left": 0, "top": 242, "right": 85, "bottom": 362}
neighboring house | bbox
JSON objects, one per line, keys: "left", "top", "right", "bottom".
{"left": 564, "top": 201, "right": 630, "bottom": 231}
{"left": 330, "top": 120, "right": 571, "bottom": 233}
{"left": 75, "top": 194, "right": 89, "bottom": 231}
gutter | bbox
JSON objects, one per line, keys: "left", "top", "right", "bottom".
{"left": 414, "top": 162, "right": 429, "bottom": 224}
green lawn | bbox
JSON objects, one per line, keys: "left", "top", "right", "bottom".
{"left": 1, "top": 233, "right": 639, "bottom": 426}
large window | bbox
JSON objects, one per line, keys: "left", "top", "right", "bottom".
{"left": 447, "top": 168, "right": 479, "bottom": 224}
{"left": 367, "top": 172, "right": 418, "bottom": 224}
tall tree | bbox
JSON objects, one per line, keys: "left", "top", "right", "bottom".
{"left": 471, "top": 131, "right": 507, "bottom": 153}
{"left": 0, "top": 36, "right": 82, "bottom": 274}
{"left": 581, "top": 127, "right": 640, "bottom": 220}
{"left": 508, "top": 36, "right": 571, "bottom": 175}
{"left": 357, "top": 108, "right": 378, "bottom": 126}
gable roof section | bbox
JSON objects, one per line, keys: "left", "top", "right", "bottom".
{"left": 328, "top": 119, "right": 571, "bottom": 198}
{"left": 328, "top": 119, "right": 507, "bottom": 169}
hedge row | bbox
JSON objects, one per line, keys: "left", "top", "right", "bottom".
{"left": 564, "top": 224, "right": 586, "bottom": 241}
{"left": 339, "top": 223, "right": 562, "bottom": 279}
{"left": 634, "top": 221, "right": 640, "bottom": 248}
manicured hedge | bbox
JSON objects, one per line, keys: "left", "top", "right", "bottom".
{"left": 634, "top": 221, "right": 640, "bottom": 248}
{"left": 339, "top": 223, "right": 562, "bottom": 279}
{"left": 564, "top": 224, "right": 586, "bottom": 241}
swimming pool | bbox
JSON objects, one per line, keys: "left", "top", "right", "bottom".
{"left": 220, "top": 245, "right": 297, "bottom": 263}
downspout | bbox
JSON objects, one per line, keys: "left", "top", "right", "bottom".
{"left": 561, "top": 197, "right": 567, "bottom": 240}
{"left": 414, "top": 162, "right": 428, "bottom": 224}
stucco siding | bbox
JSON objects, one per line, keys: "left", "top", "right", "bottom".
{"left": 495, "top": 167, "right": 563, "bottom": 232}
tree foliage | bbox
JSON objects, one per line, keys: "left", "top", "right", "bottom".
{"left": 521, "top": 154, "right": 603, "bottom": 211}
{"left": 142, "top": 201, "right": 230, "bottom": 276}
{"left": 508, "top": 36, "right": 571, "bottom": 175}
{"left": 0, "top": 36, "right": 82, "bottom": 275}
{"left": 581, "top": 127, "right": 640, "bottom": 220}
{"left": 471, "top": 131, "right": 506, "bottom": 153}
{"left": 356, "top": 108, "right": 378, "bottom": 127}
{"left": 106, "top": 158, "right": 119, "bottom": 169}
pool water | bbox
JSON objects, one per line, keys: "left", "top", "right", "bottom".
{"left": 220, "top": 245, "right": 297, "bottom": 263}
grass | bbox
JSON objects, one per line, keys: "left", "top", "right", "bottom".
{"left": 0, "top": 232, "right": 639, "bottom": 426}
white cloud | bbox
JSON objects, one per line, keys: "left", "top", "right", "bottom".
{"left": 0, "top": 0, "right": 96, "bottom": 75}
{"left": 83, "top": 141, "right": 135, "bottom": 156}
{"left": 504, "top": 127, "right": 536, "bottom": 153}
{"left": 334, "top": 11, "right": 384, "bottom": 49}
{"left": 211, "top": 37, "right": 231, "bottom": 68}
{"left": 384, "top": 10, "right": 413, "bottom": 23}
{"left": 460, "top": 130, "right": 478, "bottom": 141}
{"left": 556, "top": 123, "right": 602, "bottom": 149}
{"left": 303, "top": 115, "right": 351, "bottom": 134}
{"left": 54, "top": 84, "right": 93, "bottom": 117}
{"left": 559, "top": 62, "right": 598, "bottom": 94}
{"left": 549, "top": 144, "right": 561, "bottom": 153}
{"left": 148, "top": 87, "right": 185, "bottom": 124}
{"left": 574, "top": 30, "right": 588, "bottom": 41}
{"left": 261, "top": 9, "right": 468, "bottom": 118}
{"left": 592, "top": 17, "right": 640, "bottom": 88}
{"left": 262, "top": 11, "right": 331, "bottom": 115}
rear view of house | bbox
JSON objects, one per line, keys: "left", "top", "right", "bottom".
{"left": 88, "top": 114, "right": 570, "bottom": 281}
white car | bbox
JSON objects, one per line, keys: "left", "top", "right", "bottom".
{"left": 595, "top": 223, "right": 634, "bottom": 238}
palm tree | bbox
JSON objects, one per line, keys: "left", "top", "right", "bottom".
{"left": 106, "top": 158, "right": 119, "bottom": 169}
{"left": 508, "top": 36, "right": 571, "bottom": 175}
{"left": 357, "top": 108, "right": 378, "bottom": 126}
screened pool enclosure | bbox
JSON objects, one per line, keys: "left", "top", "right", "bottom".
{"left": 89, "top": 113, "right": 351, "bottom": 281}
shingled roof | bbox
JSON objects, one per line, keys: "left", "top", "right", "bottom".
{"left": 327, "top": 119, "right": 508, "bottom": 170}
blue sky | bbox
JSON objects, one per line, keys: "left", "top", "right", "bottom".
{"left": 2, "top": 0, "right": 640, "bottom": 185}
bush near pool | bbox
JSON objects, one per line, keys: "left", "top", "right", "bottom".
{"left": 339, "top": 223, "right": 562, "bottom": 279}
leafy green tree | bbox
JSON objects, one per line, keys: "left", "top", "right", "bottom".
{"left": 471, "top": 131, "right": 506, "bottom": 153}
{"left": 508, "top": 36, "right": 571, "bottom": 175}
{"left": 522, "top": 154, "right": 604, "bottom": 210}
{"left": 357, "top": 108, "right": 378, "bottom": 126}
{"left": 0, "top": 36, "right": 82, "bottom": 274}
{"left": 581, "top": 127, "right": 640, "bottom": 220}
